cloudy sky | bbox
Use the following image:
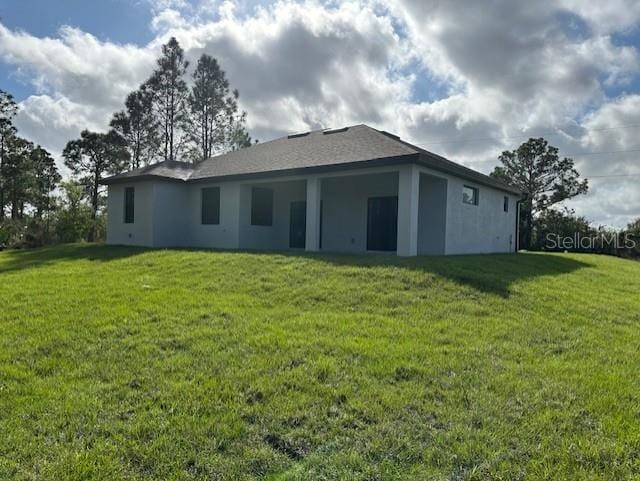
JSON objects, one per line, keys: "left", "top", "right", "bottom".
{"left": 1, "top": 0, "right": 640, "bottom": 227}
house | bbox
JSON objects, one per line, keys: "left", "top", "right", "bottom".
{"left": 101, "top": 124, "right": 522, "bottom": 256}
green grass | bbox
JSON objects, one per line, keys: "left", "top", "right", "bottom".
{"left": 1, "top": 245, "right": 639, "bottom": 480}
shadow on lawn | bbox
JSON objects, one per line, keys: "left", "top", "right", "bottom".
{"left": 293, "top": 251, "right": 594, "bottom": 297}
{"left": 0, "top": 243, "right": 149, "bottom": 274}
{"left": 0, "top": 243, "right": 593, "bottom": 297}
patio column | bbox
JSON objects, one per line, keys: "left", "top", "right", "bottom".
{"left": 305, "top": 177, "right": 321, "bottom": 251}
{"left": 397, "top": 165, "right": 420, "bottom": 256}
{"left": 224, "top": 183, "right": 242, "bottom": 249}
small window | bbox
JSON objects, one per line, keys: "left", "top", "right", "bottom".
{"left": 462, "top": 185, "right": 479, "bottom": 206}
{"left": 251, "top": 187, "right": 273, "bottom": 226}
{"left": 124, "top": 187, "right": 135, "bottom": 224}
{"left": 503, "top": 196, "right": 509, "bottom": 212}
{"left": 201, "top": 187, "right": 220, "bottom": 225}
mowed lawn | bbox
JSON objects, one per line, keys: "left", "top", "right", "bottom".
{"left": 1, "top": 245, "right": 639, "bottom": 480}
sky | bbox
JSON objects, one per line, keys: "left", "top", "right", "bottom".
{"left": 1, "top": 0, "right": 640, "bottom": 227}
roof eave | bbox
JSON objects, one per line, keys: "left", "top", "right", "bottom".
{"left": 416, "top": 153, "right": 522, "bottom": 195}
{"left": 186, "top": 154, "right": 420, "bottom": 183}
{"left": 100, "top": 174, "right": 188, "bottom": 185}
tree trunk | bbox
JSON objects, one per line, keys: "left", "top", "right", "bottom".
{"left": 523, "top": 204, "right": 534, "bottom": 250}
{"left": 0, "top": 136, "right": 4, "bottom": 221}
{"left": 169, "top": 87, "right": 175, "bottom": 162}
{"left": 88, "top": 169, "right": 100, "bottom": 242}
{"left": 10, "top": 178, "right": 18, "bottom": 220}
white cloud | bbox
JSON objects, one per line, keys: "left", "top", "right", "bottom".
{"left": 0, "top": 24, "right": 156, "bottom": 107}
{"left": 151, "top": 8, "right": 190, "bottom": 32}
{"left": 558, "top": 0, "right": 640, "bottom": 34}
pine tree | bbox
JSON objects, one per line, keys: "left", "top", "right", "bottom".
{"left": 0, "top": 89, "right": 18, "bottom": 220}
{"left": 30, "top": 146, "right": 61, "bottom": 218}
{"left": 491, "top": 138, "right": 589, "bottom": 249}
{"left": 63, "top": 130, "right": 129, "bottom": 241}
{"left": 147, "top": 37, "right": 189, "bottom": 162}
{"left": 186, "top": 54, "right": 251, "bottom": 162}
{"left": 2, "top": 135, "right": 34, "bottom": 220}
{"left": 110, "top": 86, "right": 159, "bottom": 170}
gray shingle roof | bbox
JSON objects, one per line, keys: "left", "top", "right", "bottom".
{"left": 102, "top": 160, "right": 194, "bottom": 184}
{"left": 189, "top": 124, "right": 417, "bottom": 180}
{"left": 101, "top": 124, "right": 520, "bottom": 194}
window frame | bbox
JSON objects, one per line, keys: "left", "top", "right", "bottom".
{"left": 251, "top": 187, "right": 274, "bottom": 226}
{"left": 201, "top": 186, "right": 221, "bottom": 225}
{"left": 124, "top": 186, "right": 135, "bottom": 224}
{"left": 462, "top": 185, "right": 479, "bottom": 206}
{"left": 503, "top": 196, "right": 509, "bottom": 213}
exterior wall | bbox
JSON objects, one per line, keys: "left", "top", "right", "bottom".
{"left": 105, "top": 163, "right": 519, "bottom": 255}
{"left": 418, "top": 174, "right": 447, "bottom": 255}
{"left": 152, "top": 181, "right": 190, "bottom": 247}
{"left": 320, "top": 172, "right": 398, "bottom": 253}
{"left": 106, "top": 181, "right": 154, "bottom": 246}
{"left": 238, "top": 180, "right": 306, "bottom": 250}
{"left": 442, "top": 175, "right": 518, "bottom": 255}
{"left": 188, "top": 182, "right": 241, "bottom": 249}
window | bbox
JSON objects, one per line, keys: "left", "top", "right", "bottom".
{"left": 124, "top": 187, "right": 135, "bottom": 224}
{"left": 201, "top": 187, "right": 220, "bottom": 225}
{"left": 503, "top": 196, "right": 509, "bottom": 212}
{"left": 462, "top": 185, "right": 479, "bottom": 206}
{"left": 251, "top": 187, "right": 273, "bottom": 226}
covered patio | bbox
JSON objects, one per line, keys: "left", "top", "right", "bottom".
{"left": 237, "top": 165, "right": 448, "bottom": 256}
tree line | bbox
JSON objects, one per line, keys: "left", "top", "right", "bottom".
{"left": 0, "top": 37, "right": 252, "bottom": 247}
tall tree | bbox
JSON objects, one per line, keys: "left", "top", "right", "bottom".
{"left": 2, "top": 135, "right": 34, "bottom": 220}
{"left": 491, "top": 137, "right": 588, "bottom": 249}
{"left": 0, "top": 89, "right": 18, "bottom": 220}
{"left": 226, "top": 110, "right": 253, "bottom": 152}
{"left": 63, "top": 130, "right": 129, "bottom": 241}
{"left": 30, "top": 146, "right": 61, "bottom": 228}
{"left": 186, "top": 54, "right": 251, "bottom": 162}
{"left": 147, "top": 37, "right": 189, "bottom": 162}
{"left": 110, "top": 86, "right": 159, "bottom": 170}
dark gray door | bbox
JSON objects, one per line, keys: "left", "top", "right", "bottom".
{"left": 289, "top": 201, "right": 306, "bottom": 248}
{"left": 367, "top": 196, "right": 398, "bottom": 251}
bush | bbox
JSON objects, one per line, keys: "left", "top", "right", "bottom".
{"left": 531, "top": 210, "right": 640, "bottom": 260}
{"left": 0, "top": 219, "right": 49, "bottom": 249}
{"left": 0, "top": 220, "right": 26, "bottom": 249}
{"left": 52, "top": 207, "right": 92, "bottom": 243}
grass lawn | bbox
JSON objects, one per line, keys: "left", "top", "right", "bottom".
{"left": 1, "top": 245, "right": 639, "bottom": 480}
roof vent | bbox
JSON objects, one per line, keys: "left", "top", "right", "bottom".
{"left": 288, "top": 132, "right": 310, "bottom": 139}
{"left": 323, "top": 127, "right": 349, "bottom": 135}
{"left": 380, "top": 130, "right": 400, "bottom": 141}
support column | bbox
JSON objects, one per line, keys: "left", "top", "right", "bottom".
{"left": 397, "top": 165, "right": 420, "bottom": 256}
{"left": 222, "top": 182, "right": 242, "bottom": 249}
{"left": 305, "top": 177, "right": 321, "bottom": 251}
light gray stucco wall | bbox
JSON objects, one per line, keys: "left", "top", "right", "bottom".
{"left": 152, "top": 181, "right": 190, "bottom": 247}
{"left": 106, "top": 182, "right": 154, "bottom": 246}
{"left": 418, "top": 174, "right": 447, "bottom": 255}
{"left": 186, "top": 179, "right": 306, "bottom": 250}
{"left": 443, "top": 175, "right": 517, "bottom": 255}
{"left": 320, "top": 172, "right": 399, "bottom": 253}
{"left": 106, "top": 165, "right": 518, "bottom": 255}
{"left": 238, "top": 180, "right": 306, "bottom": 250}
{"left": 188, "top": 182, "right": 241, "bottom": 249}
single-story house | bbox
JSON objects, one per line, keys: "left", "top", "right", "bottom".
{"left": 101, "top": 124, "right": 522, "bottom": 256}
